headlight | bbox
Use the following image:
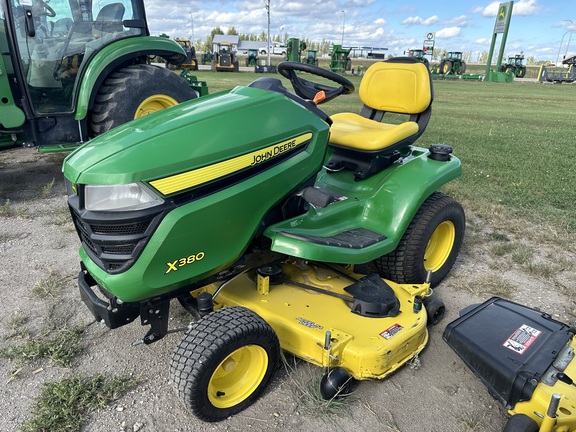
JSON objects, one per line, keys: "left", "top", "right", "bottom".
{"left": 84, "top": 183, "right": 164, "bottom": 211}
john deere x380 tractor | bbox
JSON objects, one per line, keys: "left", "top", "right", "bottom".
{"left": 0, "top": 0, "right": 197, "bottom": 150}
{"left": 64, "top": 58, "right": 466, "bottom": 422}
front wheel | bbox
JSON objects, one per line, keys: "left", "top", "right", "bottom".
{"left": 89, "top": 64, "right": 197, "bottom": 136}
{"left": 170, "top": 307, "right": 280, "bottom": 422}
{"left": 459, "top": 61, "right": 467, "bottom": 74}
{"left": 517, "top": 67, "right": 526, "bottom": 78}
{"left": 373, "top": 192, "right": 465, "bottom": 287}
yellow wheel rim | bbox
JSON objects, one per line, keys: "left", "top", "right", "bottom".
{"left": 424, "top": 221, "right": 455, "bottom": 272}
{"left": 208, "top": 345, "right": 268, "bottom": 409}
{"left": 134, "top": 95, "right": 178, "bottom": 119}
{"left": 443, "top": 64, "right": 450, "bottom": 74}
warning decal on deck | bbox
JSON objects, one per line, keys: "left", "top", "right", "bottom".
{"left": 380, "top": 324, "right": 403, "bottom": 340}
{"left": 503, "top": 324, "right": 542, "bottom": 354}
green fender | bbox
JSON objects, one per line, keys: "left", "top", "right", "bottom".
{"left": 265, "top": 147, "right": 462, "bottom": 263}
{"left": 75, "top": 36, "right": 186, "bottom": 120}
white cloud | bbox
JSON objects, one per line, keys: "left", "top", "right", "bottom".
{"left": 512, "top": 0, "right": 538, "bottom": 16}
{"left": 444, "top": 15, "right": 468, "bottom": 26}
{"left": 401, "top": 15, "right": 440, "bottom": 26}
{"left": 478, "top": 0, "right": 537, "bottom": 17}
{"left": 435, "top": 27, "right": 461, "bottom": 38}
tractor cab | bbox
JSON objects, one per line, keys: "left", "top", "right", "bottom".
{"left": 3, "top": 0, "right": 144, "bottom": 115}
{"left": 446, "top": 51, "right": 463, "bottom": 61}
{"left": 0, "top": 0, "right": 193, "bottom": 149}
{"left": 303, "top": 49, "right": 318, "bottom": 66}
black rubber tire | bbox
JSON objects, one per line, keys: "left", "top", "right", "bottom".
{"left": 442, "top": 61, "right": 452, "bottom": 74}
{"left": 503, "top": 414, "right": 539, "bottom": 432}
{"left": 423, "top": 58, "right": 430, "bottom": 69}
{"left": 518, "top": 67, "right": 526, "bottom": 78}
{"left": 320, "top": 367, "right": 353, "bottom": 399}
{"left": 170, "top": 306, "right": 280, "bottom": 422}
{"left": 89, "top": 64, "right": 197, "bottom": 136}
{"left": 460, "top": 61, "right": 467, "bottom": 74}
{"left": 424, "top": 297, "right": 445, "bottom": 326}
{"left": 373, "top": 192, "right": 465, "bottom": 287}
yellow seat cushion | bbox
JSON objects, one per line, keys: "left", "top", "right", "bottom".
{"left": 330, "top": 112, "right": 419, "bottom": 151}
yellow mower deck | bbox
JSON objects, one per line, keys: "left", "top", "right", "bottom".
{"left": 196, "top": 262, "right": 430, "bottom": 380}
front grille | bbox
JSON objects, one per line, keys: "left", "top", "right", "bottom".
{"left": 102, "top": 244, "right": 136, "bottom": 254}
{"left": 68, "top": 199, "right": 168, "bottom": 274}
{"left": 91, "top": 221, "right": 151, "bottom": 236}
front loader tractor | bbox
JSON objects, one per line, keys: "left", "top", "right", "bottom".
{"left": 211, "top": 42, "right": 239, "bottom": 72}
{"left": 0, "top": 0, "right": 197, "bottom": 151}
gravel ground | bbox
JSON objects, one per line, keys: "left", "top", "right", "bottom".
{"left": 1, "top": 147, "right": 574, "bottom": 432}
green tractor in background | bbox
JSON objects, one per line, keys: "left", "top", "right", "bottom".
{"left": 435, "top": 51, "right": 467, "bottom": 75}
{"left": 0, "top": 0, "right": 198, "bottom": 151}
{"left": 303, "top": 49, "right": 318, "bottom": 66}
{"left": 499, "top": 54, "right": 527, "bottom": 78}
{"left": 407, "top": 49, "right": 430, "bottom": 69}
{"left": 245, "top": 49, "right": 259, "bottom": 67}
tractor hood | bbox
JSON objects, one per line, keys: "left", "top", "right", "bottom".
{"left": 64, "top": 85, "right": 329, "bottom": 189}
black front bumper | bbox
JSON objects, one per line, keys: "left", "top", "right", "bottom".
{"left": 78, "top": 267, "right": 140, "bottom": 329}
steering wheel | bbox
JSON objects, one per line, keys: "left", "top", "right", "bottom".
{"left": 37, "top": 0, "right": 56, "bottom": 17}
{"left": 277, "top": 62, "right": 354, "bottom": 104}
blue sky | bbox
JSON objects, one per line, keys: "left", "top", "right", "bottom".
{"left": 145, "top": 0, "right": 575, "bottom": 63}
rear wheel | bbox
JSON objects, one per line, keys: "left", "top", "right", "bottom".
{"left": 90, "top": 64, "right": 197, "bottom": 136}
{"left": 373, "top": 192, "right": 465, "bottom": 287}
{"left": 170, "top": 307, "right": 280, "bottom": 422}
{"left": 459, "top": 61, "right": 467, "bottom": 74}
{"left": 442, "top": 61, "right": 452, "bottom": 74}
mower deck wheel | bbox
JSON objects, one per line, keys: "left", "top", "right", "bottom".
{"left": 503, "top": 414, "right": 539, "bottom": 432}
{"left": 320, "top": 367, "right": 353, "bottom": 400}
{"left": 424, "top": 298, "right": 445, "bottom": 326}
{"left": 170, "top": 306, "right": 280, "bottom": 422}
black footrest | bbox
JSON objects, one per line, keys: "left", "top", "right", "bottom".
{"left": 279, "top": 228, "right": 386, "bottom": 249}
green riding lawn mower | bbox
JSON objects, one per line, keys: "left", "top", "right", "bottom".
{"left": 0, "top": 0, "right": 198, "bottom": 151}
{"left": 63, "top": 58, "right": 467, "bottom": 422}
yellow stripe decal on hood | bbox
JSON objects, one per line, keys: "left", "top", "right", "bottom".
{"left": 149, "top": 132, "right": 313, "bottom": 196}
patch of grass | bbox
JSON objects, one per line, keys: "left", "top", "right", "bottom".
{"left": 455, "top": 411, "right": 487, "bottom": 431}
{"left": 524, "top": 262, "right": 555, "bottom": 279}
{"left": 0, "top": 199, "right": 14, "bottom": 216}
{"left": 20, "top": 373, "right": 138, "bottom": 432}
{"left": 511, "top": 244, "right": 534, "bottom": 265}
{"left": 0, "top": 199, "right": 29, "bottom": 218}
{"left": 41, "top": 178, "right": 55, "bottom": 198}
{"left": 49, "top": 205, "right": 72, "bottom": 227}
{"left": 492, "top": 241, "right": 516, "bottom": 257}
{"left": 32, "top": 271, "right": 68, "bottom": 298}
{"left": 0, "top": 325, "right": 85, "bottom": 367}
{"left": 4, "top": 315, "right": 31, "bottom": 340}
{"left": 282, "top": 354, "right": 356, "bottom": 424}
{"left": 454, "top": 273, "right": 516, "bottom": 298}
